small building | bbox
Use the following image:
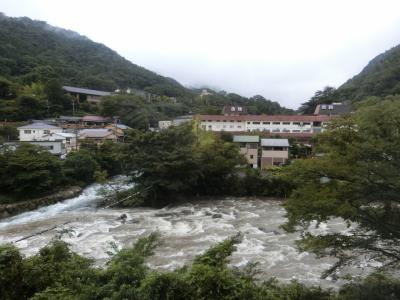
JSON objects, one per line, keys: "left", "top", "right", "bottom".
{"left": 57, "top": 116, "right": 83, "bottom": 129}
{"left": 27, "top": 140, "right": 66, "bottom": 156}
{"left": 18, "top": 122, "right": 63, "bottom": 141}
{"left": 260, "top": 138, "right": 289, "bottom": 168}
{"left": 78, "top": 129, "right": 117, "bottom": 144}
{"left": 105, "top": 123, "right": 131, "bottom": 141}
{"left": 222, "top": 105, "right": 248, "bottom": 116}
{"left": 200, "top": 89, "right": 213, "bottom": 97}
{"left": 233, "top": 135, "right": 259, "bottom": 168}
{"left": 81, "top": 115, "right": 110, "bottom": 128}
{"left": 42, "top": 132, "right": 77, "bottom": 153}
{"left": 63, "top": 86, "right": 112, "bottom": 105}
{"left": 172, "top": 115, "right": 193, "bottom": 126}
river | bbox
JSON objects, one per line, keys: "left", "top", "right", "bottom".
{"left": 0, "top": 178, "right": 371, "bottom": 288}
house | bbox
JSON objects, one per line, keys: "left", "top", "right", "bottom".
{"left": 56, "top": 115, "right": 83, "bottom": 129}
{"left": 260, "top": 138, "right": 289, "bottom": 168}
{"left": 81, "top": 115, "right": 110, "bottom": 128}
{"left": 222, "top": 105, "right": 248, "bottom": 116}
{"left": 27, "top": 141, "right": 66, "bottom": 156}
{"left": 63, "top": 86, "right": 112, "bottom": 105}
{"left": 200, "top": 89, "right": 212, "bottom": 97}
{"left": 42, "top": 132, "right": 77, "bottom": 153}
{"left": 18, "top": 122, "right": 63, "bottom": 141}
{"left": 78, "top": 129, "right": 117, "bottom": 144}
{"left": 105, "top": 123, "right": 131, "bottom": 141}
{"left": 233, "top": 135, "right": 259, "bottom": 168}
{"left": 314, "top": 102, "right": 352, "bottom": 116}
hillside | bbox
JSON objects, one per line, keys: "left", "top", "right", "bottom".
{"left": 338, "top": 44, "right": 400, "bottom": 100}
{"left": 0, "top": 13, "right": 189, "bottom": 97}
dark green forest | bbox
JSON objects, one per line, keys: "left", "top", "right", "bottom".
{"left": 0, "top": 13, "right": 292, "bottom": 124}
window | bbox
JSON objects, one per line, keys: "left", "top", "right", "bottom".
{"left": 230, "top": 125, "right": 234, "bottom": 128}
{"left": 247, "top": 122, "right": 250, "bottom": 124}
{"left": 44, "top": 130, "right": 50, "bottom": 134}
{"left": 223, "top": 120, "right": 227, "bottom": 122}
{"left": 321, "top": 105, "right": 327, "bottom": 109}
{"left": 253, "top": 122, "right": 260, "bottom": 125}
{"left": 231, "top": 107, "right": 236, "bottom": 111}
{"left": 208, "top": 125, "right": 212, "bottom": 129}
{"left": 250, "top": 155, "right": 254, "bottom": 159}
{"left": 262, "top": 122, "right": 270, "bottom": 125}
{"left": 238, "top": 107, "right": 242, "bottom": 111}
{"left": 216, "top": 120, "right": 220, "bottom": 122}
{"left": 272, "top": 129, "right": 280, "bottom": 132}
{"left": 303, "top": 122, "right": 311, "bottom": 125}
{"left": 237, "top": 126, "right": 242, "bottom": 129}
{"left": 272, "top": 122, "right": 280, "bottom": 125}
{"left": 282, "top": 122, "right": 290, "bottom": 125}
{"left": 283, "top": 129, "right": 290, "bottom": 132}
{"left": 207, "top": 120, "right": 212, "bottom": 122}
{"left": 293, "top": 122, "right": 300, "bottom": 125}
{"left": 24, "top": 130, "right": 31, "bottom": 134}
{"left": 292, "top": 130, "right": 300, "bottom": 132}
{"left": 328, "top": 105, "right": 334, "bottom": 110}
{"left": 230, "top": 120, "right": 235, "bottom": 122}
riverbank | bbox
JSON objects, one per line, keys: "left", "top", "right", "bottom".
{"left": 0, "top": 186, "right": 82, "bottom": 219}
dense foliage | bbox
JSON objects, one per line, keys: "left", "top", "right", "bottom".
{"left": 0, "top": 13, "right": 188, "bottom": 96}
{"left": 282, "top": 97, "right": 400, "bottom": 275}
{"left": 0, "top": 142, "right": 122, "bottom": 202}
{"left": 1, "top": 234, "right": 399, "bottom": 300}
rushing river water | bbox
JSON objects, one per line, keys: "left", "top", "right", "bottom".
{"left": 0, "top": 178, "right": 372, "bottom": 288}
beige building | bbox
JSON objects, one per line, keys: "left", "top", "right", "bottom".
{"left": 78, "top": 129, "right": 117, "bottom": 145}
{"left": 233, "top": 135, "right": 259, "bottom": 168}
{"left": 261, "top": 138, "right": 289, "bottom": 168}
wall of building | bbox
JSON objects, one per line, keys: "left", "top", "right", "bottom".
{"left": 19, "top": 128, "right": 62, "bottom": 141}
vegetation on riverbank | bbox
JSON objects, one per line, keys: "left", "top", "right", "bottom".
{"left": 1, "top": 234, "right": 399, "bottom": 300}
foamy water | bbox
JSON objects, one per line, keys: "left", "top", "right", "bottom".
{"left": 0, "top": 184, "right": 374, "bottom": 288}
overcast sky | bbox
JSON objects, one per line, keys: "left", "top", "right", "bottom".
{"left": 2, "top": 0, "right": 400, "bottom": 108}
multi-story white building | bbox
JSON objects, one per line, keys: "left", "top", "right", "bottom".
{"left": 18, "top": 122, "right": 63, "bottom": 141}
{"left": 197, "top": 115, "right": 332, "bottom": 135}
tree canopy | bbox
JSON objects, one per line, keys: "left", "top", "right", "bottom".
{"left": 283, "top": 97, "right": 400, "bottom": 275}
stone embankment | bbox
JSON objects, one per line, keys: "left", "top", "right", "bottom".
{"left": 0, "top": 186, "right": 82, "bottom": 219}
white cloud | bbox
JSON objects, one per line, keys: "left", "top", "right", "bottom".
{"left": 1, "top": 0, "right": 400, "bottom": 108}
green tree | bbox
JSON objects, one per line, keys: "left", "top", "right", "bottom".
{"left": 0, "top": 144, "right": 64, "bottom": 197}
{"left": 0, "top": 244, "right": 25, "bottom": 300}
{"left": 63, "top": 150, "right": 100, "bottom": 185}
{"left": 283, "top": 97, "right": 400, "bottom": 275}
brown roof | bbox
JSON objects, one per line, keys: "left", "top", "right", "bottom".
{"left": 196, "top": 114, "right": 333, "bottom": 122}
{"left": 81, "top": 115, "right": 109, "bottom": 122}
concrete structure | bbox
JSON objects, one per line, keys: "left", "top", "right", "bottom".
{"left": 197, "top": 115, "right": 332, "bottom": 136}
{"left": 18, "top": 122, "right": 63, "bottom": 141}
{"left": 260, "top": 138, "right": 289, "bottom": 168}
{"left": 233, "top": 135, "right": 259, "bottom": 168}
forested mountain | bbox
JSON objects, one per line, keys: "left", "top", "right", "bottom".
{"left": 0, "top": 13, "right": 293, "bottom": 125}
{"left": 0, "top": 13, "right": 189, "bottom": 97}
{"left": 339, "top": 44, "right": 400, "bottom": 100}
{"left": 300, "top": 44, "right": 400, "bottom": 114}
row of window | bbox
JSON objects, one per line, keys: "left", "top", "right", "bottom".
{"left": 204, "top": 121, "right": 312, "bottom": 125}
{"left": 24, "top": 130, "right": 51, "bottom": 134}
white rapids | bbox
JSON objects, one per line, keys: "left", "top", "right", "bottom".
{"left": 0, "top": 180, "right": 372, "bottom": 288}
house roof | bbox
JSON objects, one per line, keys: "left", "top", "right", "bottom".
{"left": 197, "top": 114, "right": 333, "bottom": 122}
{"left": 63, "top": 86, "right": 112, "bottom": 97}
{"left": 261, "top": 138, "right": 290, "bottom": 147}
{"left": 52, "top": 132, "right": 76, "bottom": 138}
{"left": 58, "top": 115, "right": 82, "bottom": 122}
{"left": 233, "top": 135, "right": 259, "bottom": 143}
{"left": 81, "top": 115, "right": 109, "bottom": 122}
{"left": 79, "top": 129, "right": 114, "bottom": 138}
{"left": 18, "top": 122, "right": 62, "bottom": 130}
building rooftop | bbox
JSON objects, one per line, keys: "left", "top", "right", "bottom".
{"left": 58, "top": 115, "right": 82, "bottom": 122}
{"left": 233, "top": 135, "right": 259, "bottom": 143}
{"left": 81, "top": 115, "right": 109, "bottom": 122}
{"left": 63, "top": 86, "right": 112, "bottom": 97}
{"left": 18, "top": 122, "right": 61, "bottom": 130}
{"left": 79, "top": 129, "right": 114, "bottom": 138}
{"left": 261, "top": 138, "right": 290, "bottom": 147}
{"left": 314, "top": 103, "right": 352, "bottom": 115}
